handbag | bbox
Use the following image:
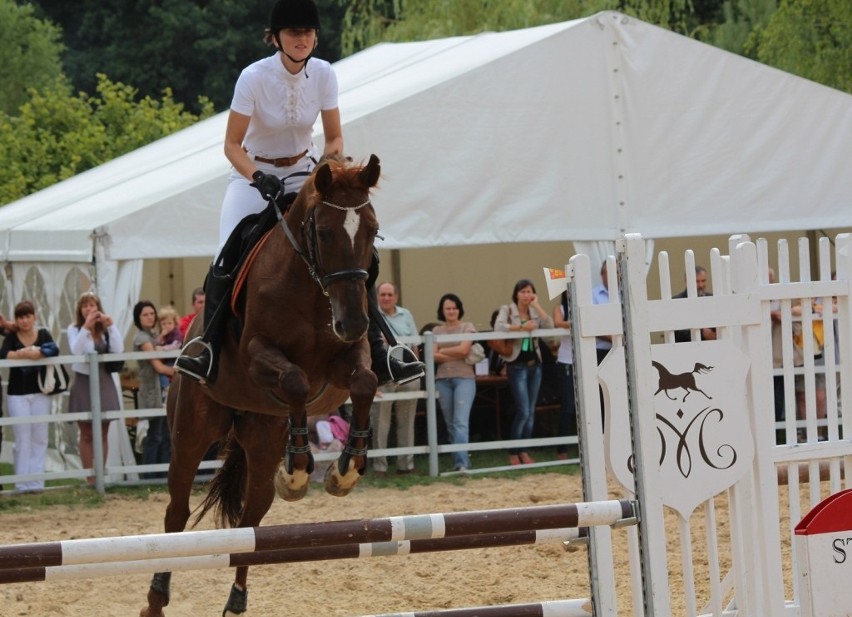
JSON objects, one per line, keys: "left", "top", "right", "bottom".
{"left": 38, "top": 363, "right": 70, "bottom": 395}
{"left": 103, "top": 330, "right": 125, "bottom": 373}
{"left": 464, "top": 342, "right": 486, "bottom": 365}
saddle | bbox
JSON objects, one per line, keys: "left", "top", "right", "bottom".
{"left": 217, "top": 193, "right": 295, "bottom": 325}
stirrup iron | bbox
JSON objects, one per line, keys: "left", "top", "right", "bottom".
{"left": 175, "top": 336, "right": 214, "bottom": 383}
{"left": 386, "top": 343, "right": 425, "bottom": 385}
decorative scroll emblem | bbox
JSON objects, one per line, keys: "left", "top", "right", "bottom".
{"left": 599, "top": 341, "right": 754, "bottom": 518}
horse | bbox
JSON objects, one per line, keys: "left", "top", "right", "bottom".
{"left": 140, "top": 155, "right": 382, "bottom": 617}
{"left": 651, "top": 360, "right": 713, "bottom": 402}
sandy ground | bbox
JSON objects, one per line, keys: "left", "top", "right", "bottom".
{"left": 0, "top": 473, "right": 640, "bottom": 617}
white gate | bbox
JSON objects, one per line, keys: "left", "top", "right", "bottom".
{"left": 570, "top": 233, "right": 852, "bottom": 616}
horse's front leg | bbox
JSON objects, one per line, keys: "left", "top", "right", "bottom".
{"left": 246, "top": 335, "right": 313, "bottom": 502}
{"left": 325, "top": 344, "right": 378, "bottom": 497}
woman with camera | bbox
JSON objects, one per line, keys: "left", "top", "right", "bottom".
{"left": 67, "top": 292, "right": 123, "bottom": 486}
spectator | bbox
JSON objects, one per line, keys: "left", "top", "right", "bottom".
{"left": 67, "top": 292, "right": 123, "bottom": 486}
{"left": 592, "top": 260, "right": 616, "bottom": 364}
{"left": 133, "top": 301, "right": 176, "bottom": 479}
{"left": 674, "top": 266, "right": 717, "bottom": 342}
{"left": 370, "top": 282, "right": 420, "bottom": 477}
{"left": 0, "top": 301, "right": 56, "bottom": 492}
{"left": 433, "top": 293, "right": 476, "bottom": 473}
{"left": 178, "top": 287, "right": 205, "bottom": 339}
{"left": 793, "top": 297, "right": 829, "bottom": 442}
{"left": 0, "top": 312, "right": 16, "bottom": 484}
{"left": 552, "top": 291, "right": 577, "bottom": 460}
{"left": 495, "top": 279, "right": 554, "bottom": 466}
{"left": 155, "top": 305, "right": 183, "bottom": 402}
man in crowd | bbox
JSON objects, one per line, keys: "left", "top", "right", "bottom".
{"left": 179, "top": 287, "right": 205, "bottom": 339}
{"left": 371, "top": 282, "right": 420, "bottom": 476}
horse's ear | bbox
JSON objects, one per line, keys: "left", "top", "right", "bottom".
{"left": 359, "top": 154, "right": 380, "bottom": 188}
{"left": 314, "top": 162, "right": 333, "bottom": 195}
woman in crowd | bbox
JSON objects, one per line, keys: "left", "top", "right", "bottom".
{"left": 495, "top": 279, "right": 554, "bottom": 465}
{"left": 552, "top": 290, "right": 577, "bottom": 460}
{"left": 133, "top": 301, "right": 176, "bottom": 478}
{"left": 67, "top": 292, "right": 123, "bottom": 485}
{"left": 0, "top": 301, "right": 57, "bottom": 492}
{"left": 432, "top": 293, "right": 476, "bottom": 473}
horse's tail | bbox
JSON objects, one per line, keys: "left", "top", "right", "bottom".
{"left": 192, "top": 434, "right": 246, "bottom": 529}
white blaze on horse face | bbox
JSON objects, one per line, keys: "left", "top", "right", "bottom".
{"left": 343, "top": 207, "right": 360, "bottom": 249}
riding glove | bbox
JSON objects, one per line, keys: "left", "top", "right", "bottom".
{"left": 251, "top": 171, "right": 283, "bottom": 199}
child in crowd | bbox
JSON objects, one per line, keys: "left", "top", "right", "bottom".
{"left": 155, "top": 306, "right": 183, "bottom": 400}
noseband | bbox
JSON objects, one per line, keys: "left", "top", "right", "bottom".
{"left": 276, "top": 197, "right": 372, "bottom": 295}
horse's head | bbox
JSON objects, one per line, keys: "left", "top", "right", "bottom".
{"left": 297, "top": 154, "right": 381, "bottom": 343}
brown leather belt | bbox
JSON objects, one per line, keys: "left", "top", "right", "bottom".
{"left": 254, "top": 150, "right": 308, "bottom": 167}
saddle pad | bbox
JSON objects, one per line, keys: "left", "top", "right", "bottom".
{"left": 230, "top": 227, "right": 275, "bottom": 317}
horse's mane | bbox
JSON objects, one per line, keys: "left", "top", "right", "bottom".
{"left": 304, "top": 157, "right": 379, "bottom": 200}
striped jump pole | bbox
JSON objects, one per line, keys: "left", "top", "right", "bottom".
{"left": 0, "top": 527, "right": 589, "bottom": 584}
{"left": 0, "top": 500, "right": 634, "bottom": 572}
{"left": 360, "top": 599, "right": 593, "bottom": 616}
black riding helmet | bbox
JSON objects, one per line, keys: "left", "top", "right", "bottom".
{"left": 270, "top": 0, "right": 320, "bottom": 32}
{"left": 268, "top": 0, "right": 320, "bottom": 74}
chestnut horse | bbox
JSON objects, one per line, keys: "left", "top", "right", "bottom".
{"left": 140, "top": 155, "right": 382, "bottom": 617}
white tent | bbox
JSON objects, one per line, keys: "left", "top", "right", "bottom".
{"left": 0, "top": 11, "right": 850, "bottom": 333}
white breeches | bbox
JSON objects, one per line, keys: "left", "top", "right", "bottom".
{"left": 216, "top": 157, "right": 315, "bottom": 260}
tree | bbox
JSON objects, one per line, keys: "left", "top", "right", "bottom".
{"left": 750, "top": 0, "right": 851, "bottom": 92}
{"left": 0, "top": 0, "right": 64, "bottom": 115}
{"left": 707, "top": 0, "right": 777, "bottom": 56}
{"left": 0, "top": 75, "right": 214, "bottom": 204}
{"left": 35, "top": 0, "right": 347, "bottom": 113}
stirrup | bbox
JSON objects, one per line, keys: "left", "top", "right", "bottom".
{"left": 385, "top": 343, "right": 425, "bottom": 385}
{"left": 174, "top": 336, "right": 214, "bottom": 384}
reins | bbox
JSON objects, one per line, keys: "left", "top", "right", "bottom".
{"left": 274, "top": 193, "right": 372, "bottom": 296}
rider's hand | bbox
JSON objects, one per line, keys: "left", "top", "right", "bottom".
{"left": 251, "top": 171, "right": 282, "bottom": 199}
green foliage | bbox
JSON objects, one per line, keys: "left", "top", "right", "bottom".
{"left": 338, "top": 0, "right": 599, "bottom": 54}
{"left": 750, "top": 0, "right": 852, "bottom": 92}
{"left": 338, "top": 0, "right": 715, "bottom": 55}
{"left": 36, "top": 0, "right": 346, "bottom": 113}
{"left": 706, "top": 0, "right": 777, "bottom": 55}
{"left": 0, "top": 75, "right": 214, "bottom": 204}
{"left": 0, "top": 0, "right": 64, "bottom": 115}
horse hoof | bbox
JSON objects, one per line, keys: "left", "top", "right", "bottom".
{"left": 139, "top": 609, "right": 165, "bottom": 617}
{"left": 323, "top": 458, "right": 362, "bottom": 497}
{"left": 273, "top": 465, "right": 309, "bottom": 502}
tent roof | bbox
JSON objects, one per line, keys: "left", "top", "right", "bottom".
{"left": 1, "top": 11, "right": 850, "bottom": 262}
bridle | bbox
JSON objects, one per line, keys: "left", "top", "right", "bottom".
{"left": 275, "top": 195, "right": 372, "bottom": 296}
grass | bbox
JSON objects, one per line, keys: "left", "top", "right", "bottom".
{"left": 0, "top": 448, "right": 580, "bottom": 515}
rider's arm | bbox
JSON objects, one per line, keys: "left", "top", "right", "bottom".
{"left": 320, "top": 107, "right": 343, "bottom": 157}
{"left": 224, "top": 110, "right": 257, "bottom": 182}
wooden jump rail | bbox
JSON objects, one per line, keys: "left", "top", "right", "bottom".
{"left": 0, "top": 527, "right": 592, "bottom": 584}
{"left": 0, "top": 500, "right": 634, "bottom": 578}
{"left": 360, "top": 599, "right": 594, "bottom": 616}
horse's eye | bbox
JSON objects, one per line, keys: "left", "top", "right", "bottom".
{"left": 316, "top": 228, "right": 332, "bottom": 242}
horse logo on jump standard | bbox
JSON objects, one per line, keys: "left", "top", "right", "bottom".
{"left": 599, "top": 340, "right": 754, "bottom": 519}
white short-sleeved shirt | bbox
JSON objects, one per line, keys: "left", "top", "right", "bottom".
{"left": 230, "top": 54, "right": 338, "bottom": 159}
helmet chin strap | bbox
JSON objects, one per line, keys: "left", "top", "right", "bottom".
{"left": 274, "top": 34, "right": 317, "bottom": 77}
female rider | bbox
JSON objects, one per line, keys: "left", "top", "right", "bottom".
{"left": 176, "top": 0, "right": 423, "bottom": 386}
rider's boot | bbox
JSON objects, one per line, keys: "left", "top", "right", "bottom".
{"left": 175, "top": 265, "right": 233, "bottom": 385}
{"left": 367, "top": 287, "right": 425, "bottom": 386}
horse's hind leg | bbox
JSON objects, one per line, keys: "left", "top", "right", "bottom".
{"left": 141, "top": 378, "right": 233, "bottom": 617}
{"left": 222, "top": 413, "right": 287, "bottom": 616}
